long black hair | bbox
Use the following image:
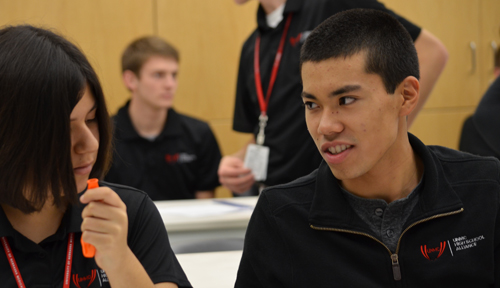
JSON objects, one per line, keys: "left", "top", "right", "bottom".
{"left": 0, "top": 25, "right": 112, "bottom": 213}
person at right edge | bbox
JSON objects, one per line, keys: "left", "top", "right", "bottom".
{"left": 235, "top": 9, "right": 499, "bottom": 287}
{"left": 219, "top": 0, "right": 448, "bottom": 195}
{"left": 459, "top": 49, "right": 500, "bottom": 160}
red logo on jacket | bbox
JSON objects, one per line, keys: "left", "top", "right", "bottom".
{"left": 72, "top": 269, "right": 97, "bottom": 288}
{"left": 420, "top": 241, "right": 446, "bottom": 260}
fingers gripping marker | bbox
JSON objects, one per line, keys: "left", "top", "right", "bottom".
{"left": 82, "top": 178, "right": 99, "bottom": 258}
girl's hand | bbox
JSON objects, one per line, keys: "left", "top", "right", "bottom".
{"left": 80, "top": 187, "right": 129, "bottom": 271}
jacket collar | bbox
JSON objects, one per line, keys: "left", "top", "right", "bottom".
{"left": 309, "top": 133, "right": 464, "bottom": 230}
{"left": 257, "top": 0, "right": 303, "bottom": 31}
{"left": 114, "top": 101, "right": 183, "bottom": 141}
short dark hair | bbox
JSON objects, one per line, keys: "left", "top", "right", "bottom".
{"left": 300, "top": 9, "right": 420, "bottom": 94}
{"left": 121, "top": 36, "right": 179, "bottom": 76}
{"left": 0, "top": 25, "right": 112, "bottom": 213}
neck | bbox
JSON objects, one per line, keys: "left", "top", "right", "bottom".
{"left": 261, "top": 0, "right": 286, "bottom": 14}
{"left": 341, "top": 134, "right": 423, "bottom": 204}
{"left": 1, "top": 202, "right": 65, "bottom": 244}
{"left": 128, "top": 97, "right": 168, "bottom": 138}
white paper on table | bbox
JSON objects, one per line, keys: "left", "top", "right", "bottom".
{"left": 159, "top": 204, "right": 242, "bottom": 218}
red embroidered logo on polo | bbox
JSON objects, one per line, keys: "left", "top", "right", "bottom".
{"left": 289, "top": 31, "right": 311, "bottom": 47}
{"left": 165, "top": 153, "right": 197, "bottom": 164}
{"left": 72, "top": 269, "right": 97, "bottom": 288}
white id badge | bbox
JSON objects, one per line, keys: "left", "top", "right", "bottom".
{"left": 244, "top": 144, "right": 270, "bottom": 181}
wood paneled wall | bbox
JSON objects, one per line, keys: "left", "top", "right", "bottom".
{"left": 0, "top": 0, "right": 156, "bottom": 116}
{"left": 382, "top": 0, "right": 500, "bottom": 148}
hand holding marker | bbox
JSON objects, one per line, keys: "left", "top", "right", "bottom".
{"left": 81, "top": 178, "right": 98, "bottom": 258}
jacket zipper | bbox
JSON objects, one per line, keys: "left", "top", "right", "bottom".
{"left": 310, "top": 208, "right": 464, "bottom": 281}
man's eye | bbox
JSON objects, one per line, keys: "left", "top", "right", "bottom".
{"left": 304, "top": 102, "right": 318, "bottom": 110}
{"left": 340, "top": 96, "right": 355, "bottom": 105}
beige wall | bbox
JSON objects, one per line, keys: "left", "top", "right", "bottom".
{"left": 0, "top": 0, "right": 156, "bottom": 116}
{"left": 1, "top": 0, "right": 499, "bottom": 196}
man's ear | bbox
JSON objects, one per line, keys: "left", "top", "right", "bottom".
{"left": 122, "top": 70, "right": 138, "bottom": 92}
{"left": 398, "top": 76, "right": 420, "bottom": 117}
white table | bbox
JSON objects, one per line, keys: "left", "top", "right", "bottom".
{"left": 154, "top": 197, "right": 258, "bottom": 253}
{"left": 176, "top": 250, "right": 243, "bottom": 288}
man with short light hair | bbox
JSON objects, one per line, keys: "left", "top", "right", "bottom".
{"left": 105, "top": 36, "right": 222, "bottom": 200}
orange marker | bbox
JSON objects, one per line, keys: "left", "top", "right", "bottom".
{"left": 81, "top": 178, "right": 99, "bottom": 258}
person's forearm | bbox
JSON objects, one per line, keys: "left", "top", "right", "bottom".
{"left": 105, "top": 248, "right": 178, "bottom": 288}
{"left": 409, "top": 29, "right": 449, "bottom": 127}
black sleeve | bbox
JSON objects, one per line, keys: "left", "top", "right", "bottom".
{"left": 235, "top": 193, "right": 292, "bottom": 287}
{"left": 127, "top": 194, "right": 192, "bottom": 287}
{"left": 233, "top": 38, "right": 259, "bottom": 134}
{"left": 333, "top": 0, "right": 422, "bottom": 41}
{"left": 458, "top": 115, "right": 499, "bottom": 159}
{"left": 471, "top": 76, "right": 500, "bottom": 159}
{"left": 195, "top": 123, "right": 222, "bottom": 191}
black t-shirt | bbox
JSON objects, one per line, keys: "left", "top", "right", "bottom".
{"left": 233, "top": 0, "right": 422, "bottom": 187}
{"left": 459, "top": 76, "right": 500, "bottom": 159}
{"left": 0, "top": 181, "right": 192, "bottom": 287}
{"left": 105, "top": 102, "right": 222, "bottom": 200}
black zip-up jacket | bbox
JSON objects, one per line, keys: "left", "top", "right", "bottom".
{"left": 235, "top": 134, "right": 500, "bottom": 287}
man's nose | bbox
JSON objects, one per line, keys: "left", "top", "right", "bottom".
{"left": 317, "top": 109, "right": 344, "bottom": 137}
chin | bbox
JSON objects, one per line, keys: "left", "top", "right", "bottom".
{"left": 328, "top": 166, "right": 364, "bottom": 181}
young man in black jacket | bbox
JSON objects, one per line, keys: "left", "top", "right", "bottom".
{"left": 235, "top": 9, "right": 499, "bottom": 287}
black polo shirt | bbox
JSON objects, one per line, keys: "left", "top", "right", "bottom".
{"left": 105, "top": 102, "right": 222, "bottom": 200}
{"left": 0, "top": 181, "right": 191, "bottom": 288}
{"left": 233, "top": 0, "right": 421, "bottom": 187}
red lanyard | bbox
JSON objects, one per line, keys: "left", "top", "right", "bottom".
{"left": 254, "top": 13, "right": 293, "bottom": 116}
{"left": 1, "top": 232, "right": 75, "bottom": 288}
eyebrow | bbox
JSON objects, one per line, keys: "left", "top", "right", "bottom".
{"left": 301, "top": 84, "right": 362, "bottom": 100}
{"left": 332, "top": 85, "right": 361, "bottom": 96}
{"left": 301, "top": 91, "right": 316, "bottom": 100}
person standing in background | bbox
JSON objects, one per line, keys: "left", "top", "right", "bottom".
{"left": 105, "top": 36, "right": 222, "bottom": 200}
{"left": 219, "top": 0, "right": 448, "bottom": 195}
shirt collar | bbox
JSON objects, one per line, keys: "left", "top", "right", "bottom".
{"left": 308, "top": 133, "right": 463, "bottom": 229}
{"left": 0, "top": 201, "right": 83, "bottom": 253}
{"left": 0, "top": 205, "right": 15, "bottom": 238}
{"left": 257, "top": 0, "right": 303, "bottom": 30}
{"left": 114, "top": 101, "right": 183, "bottom": 141}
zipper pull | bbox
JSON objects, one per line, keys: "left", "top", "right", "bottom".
{"left": 391, "top": 254, "right": 401, "bottom": 281}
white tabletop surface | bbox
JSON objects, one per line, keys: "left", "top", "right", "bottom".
{"left": 154, "top": 197, "right": 258, "bottom": 232}
{"left": 176, "top": 250, "right": 243, "bottom": 288}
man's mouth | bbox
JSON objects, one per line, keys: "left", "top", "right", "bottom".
{"left": 327, "top": 144, "right": 352, "bottom": 155}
